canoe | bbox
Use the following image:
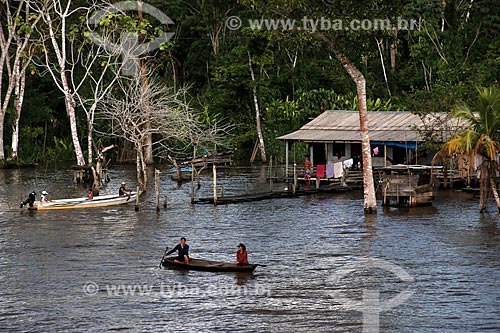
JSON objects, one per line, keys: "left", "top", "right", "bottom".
{"left": 161, "top": 257, "right": 258, "bottom": 273}
{"left": 28, "top": 192, "right": 138, "bottom": 211}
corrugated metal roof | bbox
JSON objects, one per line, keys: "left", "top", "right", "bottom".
{"left": 278, "top": 110, "right": 464, "bottom": 143}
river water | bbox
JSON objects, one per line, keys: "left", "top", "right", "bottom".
{"left": 0, "top": 165, "right": 499, "bottom": 332}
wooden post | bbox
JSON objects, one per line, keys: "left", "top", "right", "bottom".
{"left": 135, "top": 185, "right": 140, "bottom": 211}
{"left": 384, "top": 145, "right": 387, "bottom": 168}
{"left": 163, "top": 196, "right": 168, "bottom": 208}
{"left": 269, "top": 155, "right": 273, "bottom": 192}
{"left": 213, "top": 164, "right": 217, "bottom": 206}
{"left": 155, "top": 169, "right": 161, "bottom": 212}
{"left": 285, "top": 141, "right": 289, "bottom": 183}
{"left": 220, "top": 186, "right": 224, "bottom": 197}
{"left": 191, "top": 163, "right": 195, "bottom": 204}
{"left": 316, "top": 177, "right": 320, "bottom": 191}
{"left": 293, "top": 163, "right": 297, "bottom": 194}
{"left": 245, "top": 183, "right": 249, "bottom": 194}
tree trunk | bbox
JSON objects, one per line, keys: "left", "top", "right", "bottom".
{"left": 0, "top": 111, "right": 5, "bottom": 159}
{"left": 63, "top": 90, "right": 85, "bottom": 166}
{"left": 337, "top": 53, "right": 378, "bottom": 214}
{"left": 136, "top": 143, "right": 148, "bottom": 192}
{"left": 11, "top": 62, "right": 26, "bottom": 160}
{"left": 488, "top": 161, "right": 500, "bottom": 213}
{"left": 316, "top": 33, "right": 377, "bottom": 213}
{"left": 479, "top": 161, "right": 488, "bottom": 212}
{"left": 248, "top": 51, "right": 267, "bottom": 163}
{"left": 489, "top": 166, "right": 500, "bottom": 212}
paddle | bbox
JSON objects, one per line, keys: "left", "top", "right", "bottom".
{"left": 159, "top": 246, "right": 168, "bottom": 268}
{"left": 255, "top": 264, "right": 267, "bottom": 267}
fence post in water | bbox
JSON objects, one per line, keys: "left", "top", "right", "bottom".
{"left": 135, "top": 185, "right": 140, "bottom": 211}
{"left": 155, "top": 169, "right": 161, "bottom": 212}
{"left": 213, "top": 164, "right": 217, "bottom": 206}
{"left": 269, "top": 156, "right": 273, "bottom": 192}
{"left": 191, "top": 163, "right": 195, "bottom": 204}
{"left": 293, "top": 163, "right": 297, "bottom": 195}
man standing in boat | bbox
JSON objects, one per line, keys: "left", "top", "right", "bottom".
{"left": 164, "top": 237, "right": 189, "bottom": 264}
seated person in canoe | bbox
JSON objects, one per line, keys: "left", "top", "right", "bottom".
{"left": 236, "top": 243, "right": 249, "bottom": 265}
{"left": 165, "top": 237, "right": 189, "bottom": 264}
{"left": 40, "top": 190, "right": 53, "bottom": 203}
{"left": 119, "top": 181, "right": 131, "bottom": 196}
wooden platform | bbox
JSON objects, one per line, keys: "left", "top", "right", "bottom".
{"left": 192, "top": 184, "right": 361, "bottom": 205}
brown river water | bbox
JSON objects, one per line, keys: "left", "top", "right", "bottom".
{"left": 0, "top": 165, "right": 499, "bottom": 332}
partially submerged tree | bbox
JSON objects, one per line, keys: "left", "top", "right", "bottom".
{"left": 435, "top": 87, "right": 500, "bottom": 212}
{"left": 96, "top": 72, "right": 224, "bottom": 191}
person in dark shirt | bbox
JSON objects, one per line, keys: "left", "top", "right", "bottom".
{"left": 119, "top": 181, "right": 131, "bottom": 196}
{"left": 20, "top": 191, "right": 36, "bottom": 208}
{"left": 165, "top": 237, "right": 189, "bottom": 264}
{"left": 236, "top": 243, "right": 249, "bottom": 265}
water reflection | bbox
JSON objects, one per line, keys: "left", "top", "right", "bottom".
{"left": 1, "top": 166, "right": 499, "bottom": 332}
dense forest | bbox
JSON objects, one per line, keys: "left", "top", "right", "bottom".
{"left": 1, "top": 0, "right": 499, "bottom": 168}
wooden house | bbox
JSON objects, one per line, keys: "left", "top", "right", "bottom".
{"left": 277, "top": 110, "right": 471, "bottom": 200}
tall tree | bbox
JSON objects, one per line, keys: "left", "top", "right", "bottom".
{"left": 31, "top": 0, "right": 87, "bottom": 166}
{"left": 435, "top": 87, "right": 500, "bottom": 212}
{"left": 0, "top": 0, "right": 40, "bottom": 160}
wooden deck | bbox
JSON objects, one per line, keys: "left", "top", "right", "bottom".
{"left": 192, "top": 184, "right": 361, "bottom": 205}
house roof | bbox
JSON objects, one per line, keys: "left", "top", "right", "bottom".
{"left": 278, "top": 110, "right": 465, "bottom": 143}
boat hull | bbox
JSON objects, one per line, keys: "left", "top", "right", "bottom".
{"left": 30, "top": 192, "right": 138, "bottom": 211}
{"left": 161, "top": 257, "right": 258, "bottom": 273}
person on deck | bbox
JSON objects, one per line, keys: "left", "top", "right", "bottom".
{"left": 165, "top": 237, "right": 190, "bottom": 264}
{"left": 20, "top": 191, "right": 36, "bottom": 208}
{"left": 302, "top": 155, "right": 313, "bottom": 188}
{"left": 236, "top": 243, "right": 249, "bottom": 265}
{"left": 119, "top": 182, "right": 131, "bottom": 196}
{"left": 40, "top": 191, "right": 52, "bottom": 203}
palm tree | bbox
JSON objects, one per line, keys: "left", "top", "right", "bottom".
{"left": 435, "top": 87, "right": 500, "bottom": 212}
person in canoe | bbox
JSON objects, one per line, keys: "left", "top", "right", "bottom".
{"left": 40, "top": 190, "right": 53, "bottom": 203}
{"left": 20, "top": 191, "right": 36, "bottom": 208}
{"left": 164, "top": 237, "right": 189, "bottom": 264}
{"left": 119, "top": 181, "right": 131, "bottom": 196}
{"left": 236, "top": 243, "right": 249, "bottom": 265}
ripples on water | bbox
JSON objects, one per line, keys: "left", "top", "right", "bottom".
{"left": 0, "top": 166, "right": 499, "bottom": 332}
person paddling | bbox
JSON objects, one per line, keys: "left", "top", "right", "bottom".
{"left": 164, "top": 237, "right": 190, "bottom": 264}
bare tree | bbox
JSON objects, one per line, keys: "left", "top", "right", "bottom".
{"left": 31, "top": 0, "right": 87, "bottom": 166}
{"left": 0, "top": 0, "right": 40, "bottom": 160}
{"left": 248, "top": 51, "right": 267, "bottom": 163}
{"left": 96, "top": 72, "right": 220, "bottom": 191}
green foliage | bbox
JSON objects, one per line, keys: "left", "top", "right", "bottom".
{"left": 7, "top": 0, "right": 500, "bottom": 165}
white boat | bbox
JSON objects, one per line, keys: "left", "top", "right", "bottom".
{"left": 29, "top": 192, "right": 138, "bottom": 211}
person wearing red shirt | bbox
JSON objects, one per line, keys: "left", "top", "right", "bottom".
{"left": 236, "top": 243, "right": 249, "bottom": 265}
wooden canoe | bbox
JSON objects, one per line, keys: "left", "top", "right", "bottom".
{"left": 161, "top": 257, "right": 258, "bottom": 273}
{"left": 29, "top": 192, "right": 138, "bottom": 211}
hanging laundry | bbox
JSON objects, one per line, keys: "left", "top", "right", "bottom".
{"left": 343, "top": 158, "right": 353, "bottom": 169}
{"left": 326, "top": 163, "right": 334, "bottom": 178}
{"left": 333, "top": 161, "right": 344, "bottom": 178}
{"left": 373, "top": 147, "right": 379, "bottom": 155}
{"left": 316, "top": 164, "right": 325, "bottom": 178}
